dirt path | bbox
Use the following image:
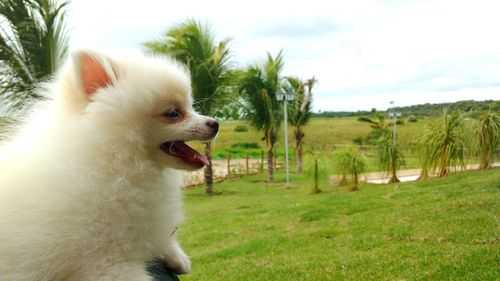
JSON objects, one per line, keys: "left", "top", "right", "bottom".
{"left": 184, "top": 159, "right": 499, "bottom": 186}
{"left": 330, "top": 162, "right": 500, "bottom": 185}
{"left": 183, "top": 158, "right": 263, "bottom": 186}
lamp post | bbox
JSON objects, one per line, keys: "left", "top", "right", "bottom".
{"left": 388, "top": 101, "right": 402, "bottom": 145}
{"left": 276, "top": 89, "right": 294, "bottom": 184}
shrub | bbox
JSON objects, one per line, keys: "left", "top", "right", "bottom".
{"left": 234, "top": 125, "right": 249, "bottom": 132}
{"left": 477, "top": 110, "right": 500, "bottom": 169}
{"left": 417, "top": 109, "right": 466, "bottom": 178}
{"left": 408, "top": 115, "right": 418, "bottom": 122}
{"left": 352, "top": 136, "right": 364, "bottom": 145}
{"left": 303, "top": 153, "right": 331, "bottom": 194}
{"left": 333, "top": 147, "right": 368, "bottom": 191}
{"left": 376, "top": 135, "right": 403, "bottom": 183}
{"left": 230, "top": 142, "right": 260, "bottom": 149}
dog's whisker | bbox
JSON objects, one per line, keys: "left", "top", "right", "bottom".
{"left": 169, "top": 141, "right": 176, "bottom": 153}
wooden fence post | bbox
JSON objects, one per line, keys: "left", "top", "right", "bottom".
{"left": 245, "top": 150, "right": 249, "bottom": 175}
{"left": 227, "top": 152, "right": 231, "bottom": 178}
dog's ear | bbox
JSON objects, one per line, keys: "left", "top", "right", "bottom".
{"left": 72, "top": 50, "right": 116, "bottom": 97}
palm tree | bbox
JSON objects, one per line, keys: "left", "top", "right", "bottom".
{"left": 358, "top": 112, "right": 404, "bottom": 182}
{"left": 377, "top": 134, "right": 403, "bottom": 183}
{"left": 357, "top": 112, "right": 404, "bottom": 143}
{"left": 239, "top": 51, "right": 284, "bottom": 182}
{"left": 303, "top": 147, "right": 330, "bottom": 194}
{"left": 477, "top": 109, "right": 499, "bottom": 169}
{"left": 144, "top": 19, "right": 232, "bottom": 195}
{"left": 286, "top": 76, "right": 315, "bottom": 173}
{"left": 0, "top": 0, "right": 69, "bottom": 112}
{"left": 417, "top": 109, "right": 466, "bottom": 178}
{"left": 333, "top": 147, "right": 368, "bottom": 191}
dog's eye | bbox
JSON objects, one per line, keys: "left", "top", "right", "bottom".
{"left": 164, "top": 109, "right": 181, "bottom": 119}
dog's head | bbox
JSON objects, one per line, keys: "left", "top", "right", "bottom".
{"left": 64, "top": 50, "right": 218, "bottom": 171}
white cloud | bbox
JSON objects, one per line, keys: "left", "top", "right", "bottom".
{"left": 317, "top": 86, "right": 500, "bottom": 112}
{"left": 66, "top": 0, "right": 500, "bottom": 112}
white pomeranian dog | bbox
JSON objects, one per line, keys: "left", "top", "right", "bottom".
{"left": 0, "top": 50, "right": 218, "bottom": 281}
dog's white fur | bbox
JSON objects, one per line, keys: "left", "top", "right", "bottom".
{"left": 0, "top": 50, "right": 216, "bottom": 280}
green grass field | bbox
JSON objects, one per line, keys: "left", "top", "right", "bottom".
{"left": 178, "top": 168, "right": 499, "bottom": 281}
{"left": 190, "top": 117, "right": 444, "bottom": 174}
{"left": 193, "top": 117, "right": 434, "bottom": 161}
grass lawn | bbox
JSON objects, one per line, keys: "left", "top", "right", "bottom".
{"left": 191, "top": 117, "right": 435, "bottom": 160}
{"left": 178, "top": 168, "right": 500, "bottom": 281}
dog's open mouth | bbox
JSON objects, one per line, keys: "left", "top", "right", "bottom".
{"left": 160, "top": 141, "right": 209, "bottom": 167}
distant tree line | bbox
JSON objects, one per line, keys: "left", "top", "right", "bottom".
{"left": 313, "top": 100, "right": 499, "bottom": 119}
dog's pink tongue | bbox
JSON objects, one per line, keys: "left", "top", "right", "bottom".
{"left": 175, "top": 142, "right": 209, "bottom": 165}
{"left": 162, "top": 141, "right": 209, "bottom": 166}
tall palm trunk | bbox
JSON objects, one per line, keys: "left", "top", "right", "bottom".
{"left": 295, "top": 141, "right": 304, "bottom": 173}
{"left": 265, "top": 130, "right": 277, "bottom": 182}
{"left": 204, "top": 142, "right": 214, "bottom": 195}
{"left": 351, "top": 168, "right": 359, "bottom": 192}
{"left": 294, "top": 128, "right": 305, "bottom": 173}
{"left": 267, "top": 147, "right": 274, "bottom": 182}
{"left": 388, "top": 145, "right": 400, "bottom": 183}
{"left": 389, "top": 163, "right": 400, "bottom": 183}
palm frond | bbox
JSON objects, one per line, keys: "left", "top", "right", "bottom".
{"left": 238, "top": 52, "right": 284, "bottom": 139}
{"left": 333, "top": 147, "right": 368, "bottom": 190}
{"left": 357, "top": 116, "right": 379, "bottom": 126}
{"left": 478, "top": 110, "right": 500, "bottom": 168}
{"left": 0, "top": 0, "right": 68, "bottom": 113}
{"left": 143, "top": 19, "right": 232, "bottom": 115}
{"left": 417, "top": 109, "right": 467, "bottom": 177}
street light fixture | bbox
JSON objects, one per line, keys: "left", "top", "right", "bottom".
{"left": 388, "top": 101, "right": 402, "bottom": 145}
{"left": 276, "top": 88, "right": 294, "bottom": 184}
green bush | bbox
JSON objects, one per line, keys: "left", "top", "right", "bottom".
{"left": 408, "top": 115, "right": 418, "bottom": 122}
{"left": 230, "top": 142, "right": 260, "bottom": 149}
{"left": 333, "top": 147, "right": 368, "bottom": 191}
{"left": 352, "top": 135, "right": 364, "bottom": 145}
{"left": 234, "top": 125, "right": 249, "bottom": 132}
{"left": 213, "top": 147, "right": 263, "bottom": 159}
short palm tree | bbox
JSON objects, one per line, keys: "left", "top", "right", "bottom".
{"left": 0, "top": 0, "right": 69, "bottom": 112}
{"left": 303, "top": 145, "right": 330, "bottom": 194}
{"left": 334, "top": 147, "right": 368, "bottom": 191}
{"left": 417, "top": 109, "right": 466, "bottom": 178}
{"left": 144, "top": 19, "right": 232, "bottom": 195}
{"left": 377, "top": 134, "right": 403, "bottom": 183}
{"left": 477, "top": 109, "right": 500, "bottom": 169}
{"left": 239, "top": 51, "right": 284, "bottom": 182}
{"left": 359, "top": 112, "right": 404, "bottom": 182}
{"left": 286, "top": 76, "right": 315, "bottom": 173}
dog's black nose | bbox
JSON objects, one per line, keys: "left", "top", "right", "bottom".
{"left": 206, "top": 120, "right": 219, "bottom": 133}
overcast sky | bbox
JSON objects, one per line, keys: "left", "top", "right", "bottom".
{"left": 66, "top": 0, "right": 500, "bottom": 112}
